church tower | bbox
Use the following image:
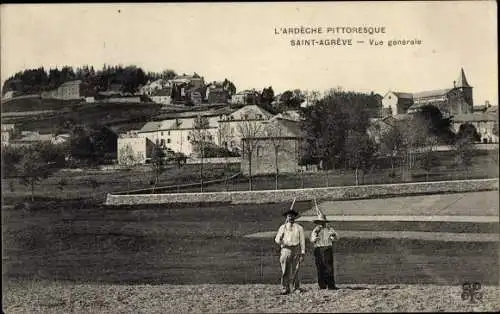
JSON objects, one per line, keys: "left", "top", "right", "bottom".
{"left": 453, "top": 68, "right": 473, "bottom": 114}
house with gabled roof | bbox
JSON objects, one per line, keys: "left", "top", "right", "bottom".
{"left": 382, "top": 91, "right": 414, "bottom": 116}
{"left": 240, "top": 118, "right": 303, "bottom": 175}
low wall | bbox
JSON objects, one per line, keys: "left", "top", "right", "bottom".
{"left": 105, "top": 178, "right": 498, "bottom": 206}
{"left": 186, "top": 157, "right": 241, "bottom": 164}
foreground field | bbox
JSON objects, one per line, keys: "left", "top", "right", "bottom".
{"left": 3, "top": 281, "right": 499, "bottom": 313}
{"left": 3, "top": 193, "right": 498, "bottom": 287}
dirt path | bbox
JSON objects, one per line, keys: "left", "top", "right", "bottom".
{"left": 3, "top": 281, "right": 499, "bottom": 313}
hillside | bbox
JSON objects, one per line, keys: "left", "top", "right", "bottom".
{"left": 1, "top": 97, "right": 164, "bottom": 134}
{"left": 1, "top": 96, "right": 81, "bottom": 112}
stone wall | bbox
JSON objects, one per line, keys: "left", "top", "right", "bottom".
{"left": 186, "top": 157, "right": 241, "bottom": 164}
{"left": 105, "top": 178, "right": 498, "bottom": 206}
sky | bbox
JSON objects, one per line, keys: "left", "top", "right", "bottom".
{"left": 1, "top": 1, "right": 498, "bottom": 105}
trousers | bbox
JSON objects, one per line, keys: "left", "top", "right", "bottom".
{"left": 279, "top": 246, "right": 301, "bottom": 292}
{"left": 314, "top": 246, "right": 336, "bottom": 289}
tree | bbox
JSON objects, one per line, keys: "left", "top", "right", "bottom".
{"left": 34, "top": 142, "right": 67, "bottom": 168}
{"left": 454, "top": 136, "right": 474, "bottom": 178}
{"left": 456, "top": 123, "right": 481, "bottom": 142}
{"left": 189, "top": 115, "right": 211, "bottom": 192}
{"left": 420, "top": 135, "right": 440, "bottom": 181}
{"left": 345, "top": 130, "right": 376, "bottom": 185}
{"left": 217, "top": 121, "right": 234, "bottom": 191}
{"left": 266, "top": 121, "right": 285, "bottom": 190}
{"left": 378, "top": 126, "right": 403, "bottom": 173}
{"left": 68, "top": 125, "right": 95, "bottom": 165}
{"left": 414, "top": 105, "right": 454, "bottom": 144}
{"left": 300, "top": 90, "right": 373, "bottom": 170}
{"left": 260, "top": 86, "right": 276, "bottom": 114}
{"left": 16, "top": 148, "right": 53, "bottom": 201}
{"left": 222, "top": 79, "right": 237, "bottom": 97}
{"left": 1, "top": 145, "right": 24, "bottom": 177}
{"left": 150, "top": 145, "right": 167, "bottom": 192}
{"left": 118, "top": 144, "right": 141, "bottom": 168}
{"left": 280, "top": 90, "right": 303, "bottom": 110}
{"left": 238, "top": 120, "right": 265, "bottom": 190}
{"left": 302, "top": 90, "right": 321, "bottom": 107}
{"left": 160, "top": 69, "right": 177, "bottom": 80}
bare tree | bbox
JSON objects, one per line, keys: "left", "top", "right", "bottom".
{"left": 238, "top": 119, "right": 265, "bottom": 191}
{"left": 345, "top": 130, "right": 376, "bottom": 185}
{"left": 266, "top": 121, "right": 285, "bottom": 190}
{"left": 189, "top": 115, "right": 211, "bottom": 192}
{"left": 217, "top": 121, "right": 233, "bottom": 191}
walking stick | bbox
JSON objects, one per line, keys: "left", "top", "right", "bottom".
{"left": 291, "top": 256, "right": 302, "bottom": 285}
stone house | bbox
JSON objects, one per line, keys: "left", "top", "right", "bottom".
{"left": 240, "top": 118, "right": 303, "bottom": 176}
{"left": 137, "top": 107, "right": 235, "bottom": 156}
{"left": 117, "top": 134, "right": 155, "bottom": 165}
{"left": 151, "top": 88, "right": 172, "bottom": 105}
{"left": 41, "top": 80, "right": 89, "bottom": 100}
{"left": 217, "top": 105, "right": 274, "bottom": 154}
{"left": 451, "top": 110, "right": 498, "bottom": 144}
{"left": 382, "top": 91, "right": 414, "bottom": 117}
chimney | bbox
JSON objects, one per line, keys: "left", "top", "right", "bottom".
{"left": 453, "top": 80, "right": 456, "bottom": 88}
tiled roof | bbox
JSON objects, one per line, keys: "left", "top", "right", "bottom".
{"left": 60, "top": 80, "right": 83, "bottom": 87}
{"left": 413, "top": 89, "right": 451, "bottom": 99}
{"left": 15, "top": 133, "right": 54, "bottom": 142}
{"left": 391, "top": 92, "right": 413, "bottom": 99}
{"left": 138, "top": 121, "right": 162, "bottom": 133}
{"left": 452, "top": 113, "right": 497, "bottom": 122}
{"left": 277, "top": 118, "right": 302, "bottom": 137}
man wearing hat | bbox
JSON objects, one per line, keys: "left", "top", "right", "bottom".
{"left": 310, "top": 199, "right": 340, "bottom": 290}
{"left": 274, "top": 200, "right": 306, "bottom": 295}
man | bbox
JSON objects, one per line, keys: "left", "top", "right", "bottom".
{"left": 274, "top": 207, "right": 305, "bottom": 295}
{"left": 310, "top": 201, "right": 340, "bottom": 290}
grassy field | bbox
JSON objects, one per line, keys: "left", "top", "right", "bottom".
{"left": 1, "top": 163, "right": 241, "bottom": 203}
{"left": 157, "top": 150, "right": 499, "bottom": 193}
{"left": 3, "top": 187, "right": 498, "bottom": 312}
{"left": 2, "top": 149, "right": 497, "bottom": 201}
{"left": 2, "top": 198, "right": 498, "bottom": 286}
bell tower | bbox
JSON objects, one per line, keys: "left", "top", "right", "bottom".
{"left": 454, "top": 68, "right": 473, "bottom": 113}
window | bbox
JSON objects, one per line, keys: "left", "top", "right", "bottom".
{"left": 257, "top": 114, "right": 262, "bottom": 119}
{"left": 388, "top": 95, "right": 391, "bottom": 99}
{"left": 167, "top": 139, "right": 171, "bottom": 143}
{"left": 187, "top": 136, "right": 191, "bottom": 141}
{"left": 257, "top": 146, "right": 263, "bottom": 157}
{"left": 160, "top": 139, "right": 165, "bottom": 146}
{"left": 244, "top": 114, "right": 249, "bottom": 120}
{"left": 168, "top": 131, "right": 171, "bottom": 136}
{"left": 161, "top": 131, "right": 164, "bottom": 136}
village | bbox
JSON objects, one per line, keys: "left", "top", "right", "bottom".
{"left": 1, "top": 67, "right": 498, "bottom": 183}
